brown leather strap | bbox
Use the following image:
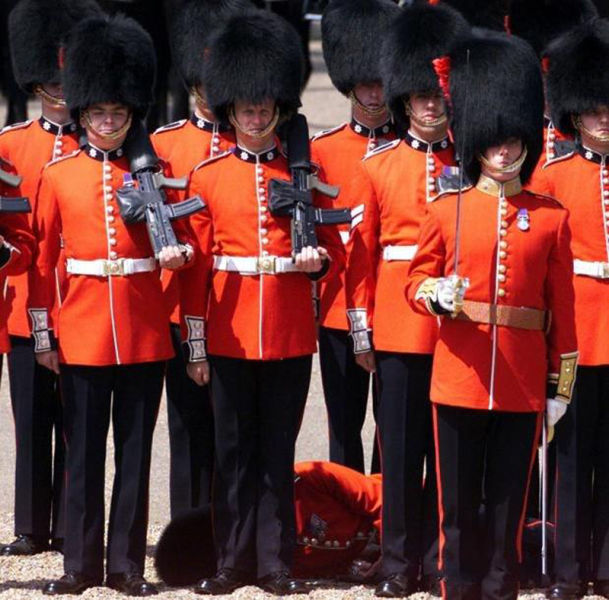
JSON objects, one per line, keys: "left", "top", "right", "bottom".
{"left": 455, "top": 300, "right": 548, "bottom": 331}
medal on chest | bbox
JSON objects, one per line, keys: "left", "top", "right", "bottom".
{"left": 517, "top": 208, "right": 530, "bottom": 232}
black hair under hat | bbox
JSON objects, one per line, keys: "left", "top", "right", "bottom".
{"left": 509, "top": 0, "right": 598, "bottom": 57}
{"left": 321, "top": 0, "right": 400, "bottom": 96}
{"left": 449, "top": 30, "right": 544, "bottom": 184}
{"left": 8, "top": 0, "right": 102, "bottom": 93}
{"left": 546, "top": 18, "right": 609, "bottom": 137}
{"left": 203, "top": 8, "right": 303, "bottom": 123}
{"left": 63, "top": 13, "right": 156, "bottom": 119}
{"left": 171, "top": 0, "right": 254, "bottom": 90}
{"left": 382, "top": 3, "right": 469, "bottom": 133}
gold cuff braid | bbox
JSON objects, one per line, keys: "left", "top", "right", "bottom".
{"left": 415, "top": 277, "right": 441, "bottom": 316}
{"left": 552, "top": 351, "right": 579, "bottom": 404}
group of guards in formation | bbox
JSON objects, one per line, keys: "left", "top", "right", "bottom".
{"left": 0, "top": 0, "right": 608, "bottom": 599}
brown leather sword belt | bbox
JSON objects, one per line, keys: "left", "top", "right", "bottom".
{"left": 455, "top": 300, "right": 548, "bottom": 331}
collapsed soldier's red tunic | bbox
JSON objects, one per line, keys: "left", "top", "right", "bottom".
{"left": 310, "top": 120, "right": 396, "bottom": 331}
{"left": 293, "top": 461, "right": 382, "bottom": 578}
{"left": 28, "top": 144, "right": 193, "bottom": 366}
{"left": 0, "top": 118, "right": 80, "bottom": 338}
{"left": 179, "top": 144, "right": 345, "bottom": 360}
{"left": 152, "top": 116, "right": 235, "bottom": 325}
{"left": 406, "top": 177, "right": 578, "bottom": 412}
{"left": 345, "top": 133, "right": 456, "bottom": 354}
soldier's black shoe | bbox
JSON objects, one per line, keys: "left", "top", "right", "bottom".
{"left": 194, "top": 569, "right": 247, "bottom": 595}
{"left": 106, "top": 573, "right": 158, "bottom": 596}
{"left": 420, "top": 574, "right": 443, "bottom": 597}
{"left": 1, "top": 534, "right": 50, "bottom": 556}
{"left": 546, "top": 583, "right": 585, "bottom": 600}
{"left": 375, "top": 573, "right": 418, "bottom": 598}
{"left": 43, "top": 572, "right": 101, "bottom": 595}
{"left": 258, "top": 571, "right": 307, "bottom": 595}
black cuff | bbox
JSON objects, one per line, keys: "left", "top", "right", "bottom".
{"left": 307, "top": 257, "right": 330, "bottom": 281}
{"left": 31, "top": 330, "right": 58, "bottom": 353}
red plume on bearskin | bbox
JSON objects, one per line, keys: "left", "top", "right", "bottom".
{"left": 432, "top": 56, "right": 452, "bottom": 107}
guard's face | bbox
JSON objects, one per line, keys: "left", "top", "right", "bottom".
{"left": 353, "top": 82, "right": 385, "bottom": 110}
{"left": 482, "top": 138, "right": 524, "bottom": 182}
{"left": 409, "top": 91, "right": 445, "bottom": 123}
{"left": 232, "top": 98, "right": 277, "bottom": 136}
{"left": 84, "top": 103, "right": 131, "bottom": 136}
{"left": 580, "top": 105, "right": 609, "bottom": 138}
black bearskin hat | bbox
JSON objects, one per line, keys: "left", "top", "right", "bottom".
{"left": 546, "top": 18, "right": 609, "bottom": 137}
{"left": 321, "top": 0, "right": 400, "bottom": 96}
{"left": 63, "top": 14, "right": 156, "bottom": 119}
{"left": 509, "top": 0, "right": 598, "bottom": 56}
{"left": 203, "top": 8, "right": 303, "bottom": 123}
{"left": 172, "top": 0, "right": 254, "bottom": 90}
{"left": 440, "top": 0, "right": 509, "bottom": 31}
{"left": 155, "top": 507, "right": 215, "bottom": 587}
{"left": 8, "top": 0, "right": 102, "bottom": 93}
{"left": 449, "top": 30, "right": 544, "bottom": 184}
{"left": 382, "top": 3, "right": 469, "bottom": 133}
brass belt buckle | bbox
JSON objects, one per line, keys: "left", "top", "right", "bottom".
{"left": 103, "top": 258, "right": 124, "bottom": 276}
{"left": 257, "top": 256, "right": 276, "bottom": 274}
{"left": 603, "top": 262, "right": 609, "bottom": 279}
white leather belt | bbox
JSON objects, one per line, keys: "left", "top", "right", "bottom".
{"left": 339, "top": 230, "right": 350, "bottom": 245}
{"left": 573, "top": 259, "right": 609, "bottom": 279}
{"left": 213, "top": 255, "right": 303, "bottom": 275}
{"left": 382, "top": 245, "right": 418, "bottom": 261}
{"left": 66, "top": 257, "right": 157, "bottom": 277}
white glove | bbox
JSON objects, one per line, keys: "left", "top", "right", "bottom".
{"left": 437, "top": 274, "right": 469, "bottom": 314}
{"left": 546, "top": 398, "right": 568, "bottom": 428}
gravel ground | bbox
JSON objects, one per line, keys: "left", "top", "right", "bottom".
{"left": 0, "top": 35, "right": 582, "bottom": 600}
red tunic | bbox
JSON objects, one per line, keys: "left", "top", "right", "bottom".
{"left": 0, "top": 117, "right": 79, "bottom": 337}
{"left": 310, "top": 120, "right": 396, "bottom": 331}
{"left": 538, "top": 142, "right": 609, "bottom": 366}
{"left": 0, "top": 163, "right": 36, "bottom": 352}
{"left": 152, "top": 115, "right": 235, "bottom": 325}
{"left": 345, "top": 132, "right": 457, "bottom": 354}
{"left": 28, "top": 144, "right": 193, "bottom": 366}
{"left": 406, "top": 176, "right": 578, "bottom": 412}
{"left": 527, "top": 119, "right": 572, "bottom": 194}
{"left": 293, "top": 461, "right": 382, "bottom": 578}
{"left": 180, "top": 144, "right": 345, "bottom": 360}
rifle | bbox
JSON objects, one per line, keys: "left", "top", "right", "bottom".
{"left": 116, "top": 121, "right": 205, "bottom": 257}
{"left": 0, "top": 167, "right": 31, "bottom": 214}
{"left": 269, "top": 113, "right": 350, "bottom": 260}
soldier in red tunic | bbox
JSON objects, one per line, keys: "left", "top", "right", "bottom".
{"left": 345, "top": 4, "right": 467, "bottom": 596}
{"left": 151, "top": 0, "right": 251, "bottom": 522}
{"left": 539, "top": 19, "right": 609, "bottom": 600}
{"left": 29, "top": 14, "right": 194, "bottom": 596}
{"left": 0, "top": 0, "right": 101, "bottom": 558}
{"left": 179, "top": 8, "right": 344, "bottom": 596}
{"left": 406, "top": 30, "right": 578, "bottom": 600}
{"left": 154, "top": 461, "right": 383, "bottom": 587}
{"left": 311, "top": 0, "right": 399, "bottom": 475}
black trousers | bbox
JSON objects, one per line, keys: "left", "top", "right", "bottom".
{"left": 60, "top": 362, "right": 163, "bottom": 581}
{"left": 376, "top": 351, "right": 438, "bottom": 579}
{"left": 7, "top": 335, "right": 65, "bottom": 539}
{"left": 209, "top": 354, "right": 311, "bottom": 579}
{"left": 318, "top": 326, "right": 379, "bottom": 473}
{"left": 434, "top": 404, "right": 541, "bottom": 600}
{"left": 554, "top": 365, "right": 609, "bottom": 585}
{"left": 165, "top": 324, "right": 214, "bottom": 517}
